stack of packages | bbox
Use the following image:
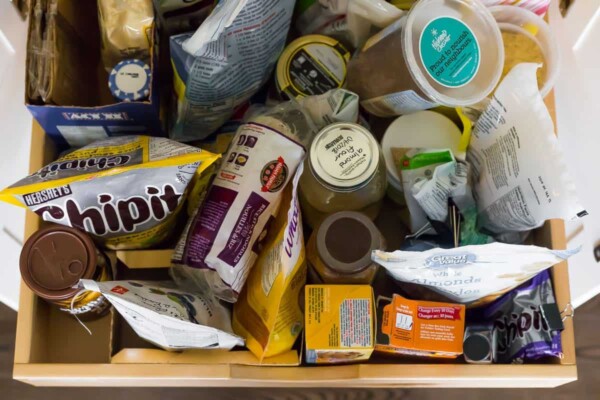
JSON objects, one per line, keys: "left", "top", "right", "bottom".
{"left": 6, "top": 0, "right": 582, "bottom": 365}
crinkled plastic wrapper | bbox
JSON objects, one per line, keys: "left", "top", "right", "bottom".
{"left": 171, "top": 103, "right": 314, "bottom": 303}
{"left": 80, "top": 279, "right": 244, "bottom": 350}
{"left": 232, "top": 165, "right": 307, "bottom": 360}
{"left": 169, "top": 0, "right": 295, "bottom": 141}
{"left": 372, "top": 243, "right": 579, "bottom": 306}
{"left": 0, "top": 135, "right": 219, "bottom": 250}
{"left": 473, "top": 270, "right": 562, "bottom": 363}
{"left": 468, "top": 63, "right": 586, "bottom": 234}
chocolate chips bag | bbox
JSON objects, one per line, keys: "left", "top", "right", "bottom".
{"left": 0, "top": 136, "right": 219, "bottom": 250}
{"left": 474, "top": 270, "right": 563, "bottom": 363}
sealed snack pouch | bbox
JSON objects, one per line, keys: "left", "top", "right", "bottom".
{"left": 468, "top": 63, "right": 586, "bottom": 234}
{"left": 232, "top": 165, "right": 306, "bottom": 360}
{"left": 473, "top": 270, "right": 563, "bottom": 363}
{"left": 171, "top": 102, "right": 315, "bottom": 303}
{"left": 0, "top": 136, "right": 219, "bottom": 250}
{"left": 80, "top": 279, "right": 244, "bottom": 350}
{"left": 98, "top": 0, "right": 154, "bottom": 71}
{"left": 372, "top": 243, "right": 578, "bottom": 306}
{"left": 169, "top": 0, "right": 295, "bottom": 141}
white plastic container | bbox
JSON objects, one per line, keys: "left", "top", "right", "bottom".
{"left": 490, "top": 5, "right": 560, "bottom": 98}
{"left": 348, "top": 0, "right": 504, "bottom": 116}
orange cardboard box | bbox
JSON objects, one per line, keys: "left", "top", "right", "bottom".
{"left": 376, "top": 294, "right": 465, "bottom": 358}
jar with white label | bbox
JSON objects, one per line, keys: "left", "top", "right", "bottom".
{"left": 299, "top": 122, "right": 387, "bottom": 228}
{"left": 346, "top": 0, "right": 504, "bottom": 117}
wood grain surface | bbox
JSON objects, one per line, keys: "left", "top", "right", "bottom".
{"left": 2, "top": 295, "right": 599, "bottom": 398}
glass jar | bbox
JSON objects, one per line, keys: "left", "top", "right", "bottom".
{"left": 307, "top": 211, "right": 385, "bottom": 284}
{"left": 20, "top": 225, "right": 112, "bottom": 318}
{"left": 299, "top": 122, "right": 387, "bottom": 228}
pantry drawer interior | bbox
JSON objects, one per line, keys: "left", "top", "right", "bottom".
{"left": 12, "top": 122, "right": 577, "bottom": 388}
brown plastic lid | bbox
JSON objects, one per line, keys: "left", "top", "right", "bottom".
{"left": 20, "top": 225, "right": 98, "bottom": 302}
{"left": 316, "top": 211, "right": 384, "bottom": 275}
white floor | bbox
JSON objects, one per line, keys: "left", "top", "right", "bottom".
{"left": 0, "top": 1, "right": 599, "bottom": 310}
{"left": 549, "top": 0, "right": 600, "bottom": 308}
{"left": 0, "top": 2, "right": 31, "bottom": 310}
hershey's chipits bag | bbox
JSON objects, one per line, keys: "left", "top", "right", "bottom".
{"left": 233, "top": 165, "right": 306, "bottom": 360}
{"left": 372, "top": 243, "right": 578, "bottom": 305}
{"left": 169, "top": 0, "right": 295, "bottom": 141}
{"left": 171, "top": 105, "right": 312, "bottom": 303}
{"left": 0, "top": 136, "right": 219, "bottom": 249}
{"left": 80, "top": 279, "right": 244, "bottom": 350}
{"left": 468, "top": 63, "right": 587, "bottom": 234}
{"left": 474, "top": 270, "right": 562, "bottom": 363}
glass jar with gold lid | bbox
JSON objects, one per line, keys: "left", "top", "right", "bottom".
{"left": 299, "top": 122, "right": 387, "bottom": 228}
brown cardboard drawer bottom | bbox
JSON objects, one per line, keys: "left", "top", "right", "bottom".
{"left": 13, "top": 123, "right": 577, "bottom": 388}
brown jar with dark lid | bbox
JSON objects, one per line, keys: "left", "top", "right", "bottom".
{"left": 20, "top": 225, "right": 111, "bottom": 317}
{"left": 307, "top": 211, "right": 385, "bottom": 285}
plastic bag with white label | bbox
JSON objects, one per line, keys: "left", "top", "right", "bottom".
{"left": 372, "top": 243, "right": 579, "bottom": 306}
{"left": 233, "top": 164, "right": 307, "bottom": 360}
{"left": 467, "top": 63, "right": 587, "bottom": 234}
{"left": 171, "top": 102, "right": 315, "bottom": 303}
{"left": 80, "top": 279, "right": 244, "bottom": 350}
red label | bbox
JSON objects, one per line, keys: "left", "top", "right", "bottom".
{"left": 261, "top": 156, "right": 287, "bottom": 193}
{"left": 417, "top": 306, "right": 461, "bottom": 321}
{"left": 111, "top": 285, "right": 129, "bottom": 295}
{"left": 220, "top": 172, "right": 236, "bottom": 180}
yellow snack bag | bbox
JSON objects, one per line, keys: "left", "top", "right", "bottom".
{"left": 0, "top": 136, "right": 219, "bottom": 249}
{"left": 232, "top": 165, "right": 306, "bottom": 360}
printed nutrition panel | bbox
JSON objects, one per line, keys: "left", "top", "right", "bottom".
{"left": 340, "top": 299, "right": 372, "bottom": 347}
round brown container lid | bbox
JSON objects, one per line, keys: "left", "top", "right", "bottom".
{"left": 316, "top": 211, "right": 384, "bottom": 275}
{"left": 464, "top": 333, "right": 491, "bottom": 362}
{"left": 20, "top": 225, "right": 98, "bottom": 302}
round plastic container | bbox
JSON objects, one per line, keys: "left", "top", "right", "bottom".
{"left": 347, "top": 0, "right": 504, "bottom": 116}
{"left": 490, "top": 5, "right": 560, "bottom": 98}
{"left": 402, "top": 0, "right": 504, "bottom": 106}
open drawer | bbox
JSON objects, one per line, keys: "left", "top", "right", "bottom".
{"left": 12, "top": 121, "right": 577, "bottom": 388}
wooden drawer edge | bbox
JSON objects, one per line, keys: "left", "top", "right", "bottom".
{"left": 13, "top": 363, "right": 577, "bottom": 388}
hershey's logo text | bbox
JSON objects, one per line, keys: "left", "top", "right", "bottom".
{"left": 23, "top": 185, "right": 72, "bottom": 206}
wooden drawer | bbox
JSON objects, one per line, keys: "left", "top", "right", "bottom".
{"left": 12, "top": 122, "right": 576, "bottom": 388}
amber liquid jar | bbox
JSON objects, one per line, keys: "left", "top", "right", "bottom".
{"left": 307, "top": 211, "right": 386, "bottom": 284}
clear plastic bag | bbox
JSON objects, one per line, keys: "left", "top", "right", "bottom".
{"left": 97, "top": 0, "right": 154, "bottom": 71}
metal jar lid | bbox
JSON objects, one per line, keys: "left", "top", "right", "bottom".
{"left": 20, "top": 225, "right": 99, "bottom": 302}
{"left": 276, "top": 34, "right": 350, "bottom": 100}
{"left": 309, "top": 122, "right": 380, "bottom": 190}
{"left": 316, "top": 211, "right": 384, "bottom": 276}
{"left": 463, "top": 332, "right": 492, "bottom": 363}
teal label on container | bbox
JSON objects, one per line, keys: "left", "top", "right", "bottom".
{"left": 419, "top": 17, "right": 480, "bottom": 88}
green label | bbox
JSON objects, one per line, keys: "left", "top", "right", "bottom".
{"left": 399, "top": 150, "right": 453, "bottom": 170}
{"left": 419, "top": 17, "right": 480, "bottom": 88}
